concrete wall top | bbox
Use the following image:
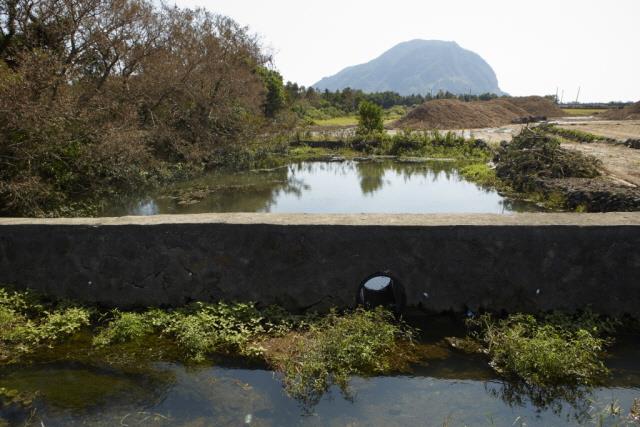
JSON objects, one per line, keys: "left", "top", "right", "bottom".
{"left": 2, "top": 212, "right": 640, "bottom": 226}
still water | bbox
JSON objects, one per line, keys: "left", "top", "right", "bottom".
{"left": 102, "top": 160, "right": 542, "bottom": 216}
{"left": 2, "top": 326, "right": 638, "bottom": 427}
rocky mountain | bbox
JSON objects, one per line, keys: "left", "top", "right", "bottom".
{"left": 313, "top": 40, "right": 503, "bottom": 96}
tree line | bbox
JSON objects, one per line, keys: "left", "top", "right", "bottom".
{"left": 0, "top": 0, "right": 282, "bottom": 216}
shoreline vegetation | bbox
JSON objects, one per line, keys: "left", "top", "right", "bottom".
{"left": 0, "top": 285, "right": 635, "bottom": 405}
{"left": 2, "top": 1, "right": 633, "bottom": 217}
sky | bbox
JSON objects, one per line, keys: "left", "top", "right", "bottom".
{"left": 175, "top": 0, "right": 640, "bottom": 103}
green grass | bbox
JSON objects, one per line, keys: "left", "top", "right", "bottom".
{"left": 562, "top": 108, "right": 608, "bottom": 117}
{"left": 312, "top": 115, "right": 358, "bottom": 127}
{"left": 459, "top": 163, "right": 501, "bottom": 188}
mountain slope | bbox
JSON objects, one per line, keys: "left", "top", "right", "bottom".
{"left": 313, "top": 40, "right": 503, "bottom": 96}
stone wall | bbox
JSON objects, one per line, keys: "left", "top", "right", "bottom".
{"left": 1, "top": 213, "right": 639, "bottom": 315}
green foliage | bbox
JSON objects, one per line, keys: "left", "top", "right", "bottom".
{"left": 161, "top": 302, "right": 267, "bottom": 361}
{"left": 468, "top": 312, "right": 613, "bottom": 387}
{"left": 459, "top": 163, "right": 502, "bottom": 188}
{"left": 357, "top": 100, "right": 384, "bottom": 135}
{"left": 274, "top": 308, "right": 416, "bottom": 403}
{"left": 0, "top": 288, "right": 90, "bottom": 362}
{"left": 258, "top": 67, "right": 287, "bottom": 118}
{"left": 93, "top": 311, "right": 156, "bottom": 347}
{"left": 385, "top": 130, "right": 489, "bottom": 159}
{"left": 91, "top": 302, "right": 310, "bottom": 362}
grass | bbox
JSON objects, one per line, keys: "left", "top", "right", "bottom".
{"left": 312, "top": 115, "right": 358, "bottom": 127}
{"left": 562, "top": 108, "right": 608, "bottom": 117}
{"left": 459, "top": 163, "right": 502, "bottom": 188}
{"left": 311, "top": 106, "right": 406, "bottom": 128}
{"left": 542, "top": 124, "right": 611, "bottom": 143}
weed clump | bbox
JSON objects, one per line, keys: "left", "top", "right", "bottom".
{"left": 266, "top": 308, "right": 417, "bottom": 403}
{"left": 459, "top": 163, "right": 502, "bottom": 189}
{"left": 494, "top": 127, "right": 601, "bottom": 193}
{"left": 0, "top": 288, "right": 90, "bottom": 363}
{"left": 466, "top": 312, "right": 614, "bottom": 387}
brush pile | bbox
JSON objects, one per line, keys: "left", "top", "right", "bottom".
{"left": 494, "top": 127, "right": 601, "bottom": 193}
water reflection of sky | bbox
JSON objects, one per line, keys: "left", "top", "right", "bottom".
{"left": 3, "top": 362, "right": 639, "bottom": 427}
{"left": 109, "top": 160, "right": 543, "bottom": 216}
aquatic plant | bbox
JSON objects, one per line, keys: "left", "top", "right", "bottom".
{"left": 0, "top": 288, "right": 90, "bottom": 363}
{"left": 467, "top": 312, "right": 613, "bottom": 387}
{"left": 459, "top": 163, "right": 502, "bottom": 189}
{"left": 93, "top": 311, "right": 156, "bottom": 347}
{"left": 266, "top": 307, "right": 417, "bottom": 403}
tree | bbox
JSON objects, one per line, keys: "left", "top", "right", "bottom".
{"left": 257, "top": 66, "right": 286, "bottom": 118}
{"left": 357, "top": 100, "right": 384, "bottom": 135}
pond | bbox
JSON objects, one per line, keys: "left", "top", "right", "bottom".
{"left": 2, "top": 319, "right": 638, "bottom": 427}
{"left": 101, "top": 160, "right": 543, "bottom": 216}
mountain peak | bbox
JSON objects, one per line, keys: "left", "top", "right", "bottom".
{"left": 313, "top": 40, "right": 502, "bottom": 96}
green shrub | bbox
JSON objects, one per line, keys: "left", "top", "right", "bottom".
{"left": 357, "top": 101, "right": 384, "bottom": 135}
{"left": 468, "top": 313, "right": 612, "bottom": 387}
{"left": 93, "top": 311, "right": 156, "bottom": 347}
{"left": 271, "top": 308, "right": 417, "bottom": 402}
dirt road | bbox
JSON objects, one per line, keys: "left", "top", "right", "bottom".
{"left": 555, "top": 119, "right": 640, "bottom": 141}
{"left": 560, "top": 141, "right": 640, "bottom": 187}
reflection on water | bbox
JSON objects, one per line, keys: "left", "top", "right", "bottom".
{"left": 2, "top": 333, "right": 639, "bottom": 426}
{"left": 102, "top": 160, "right": 544, "bottom": 216}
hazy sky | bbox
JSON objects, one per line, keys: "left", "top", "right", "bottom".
{"left": 175, "top": 0, "right": 639, "bottom": 102}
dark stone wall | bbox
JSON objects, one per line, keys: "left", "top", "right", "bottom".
{"left": 1, "top": 216, "right": 639, "bottom": 314}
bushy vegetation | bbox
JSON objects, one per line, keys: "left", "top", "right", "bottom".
{"left": 0, "top": 288, "right": 90, "bottom": 362}
{"left": 0, "top": 0, "right": 288, "bottom": 216}
{"left": 357, "top": 100, "right": 384, "bottom": 135}
{"left": 266, "top": 308, "right": 417, "bottom": 403}
{"left": 494, "top": 127, "right": 601, "bottom": 193}
{"left": 0, "top": 286, "right": 419, "bottom": 404}
{"left": 466, "top": 312, "right": 615, "bottom": 387}
{"left": 459, "top": 163, "right": 502, "bottom": 188}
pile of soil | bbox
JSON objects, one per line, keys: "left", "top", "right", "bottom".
{"left": 601, "top": 102, "right": 640, "bottom": 120}
{"left": 395, "top": 96, "right": 565, "bottom": 129}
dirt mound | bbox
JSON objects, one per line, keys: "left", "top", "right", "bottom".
{"left": 601, "top": 102, "right": 640, "bottom": 120}
{"left": 395, "top": 96, "right": 565, "bottom": 129}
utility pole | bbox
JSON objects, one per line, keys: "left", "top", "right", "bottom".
{"left": 555, "top": 87, "right": 559, "bottom": 104}
{"left": 560, "top": 89, "right": 564, "bottom": 104}
{"left": 575, "top": 86, "right": 581, "bottom": 104}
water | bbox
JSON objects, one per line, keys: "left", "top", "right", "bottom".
{"left": 2, "top": 328, "right": 639, "bottom": 426}
{"left": 102, "top": 160, "right": 543, "bottom": 216}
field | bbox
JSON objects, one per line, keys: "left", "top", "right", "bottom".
{"left": 562, "top": 108, "right": 608, "bottom": 116}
